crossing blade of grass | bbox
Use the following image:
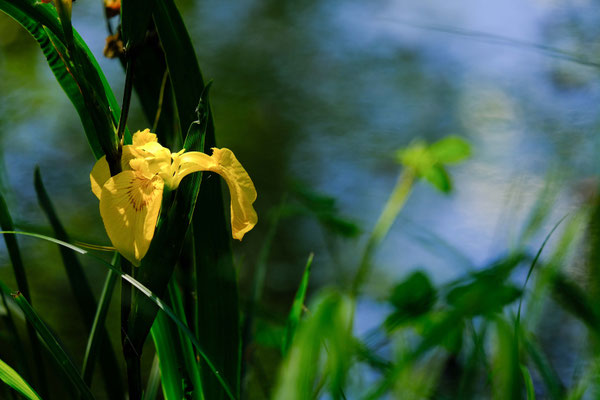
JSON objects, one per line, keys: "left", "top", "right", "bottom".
{"left": 82, "top": 267, "right": 119, "bottom": 387}
{"left": 0, "top": 291, "right": 30, "bottom": 381}
{"left": 0, "top": 192, "right": 47, "bottom": 397}
{"left": 0, "top": 231, "right": 236, "bottom": 399}
{"left": 34, "top": 168, "right": 124, "bottom": 398}
{"left": 1, "top": 287, "right": 95, "bottom": 400}
{"left": 0, "top": 357, "right": 41, "bottom": 400}
{"left": 282, "top": 253, "right": 313, "bottom": 355}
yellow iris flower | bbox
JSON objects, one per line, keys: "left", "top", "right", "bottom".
{"left": 90, "top": 129, "right": 257, "bottom": 266}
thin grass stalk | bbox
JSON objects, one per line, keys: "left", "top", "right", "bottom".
{"left": 82, "top": 261, "right": 119, "bottom": 385}
{"left": 0, "top": 230, "right": 236, "bottom": 399}
{"left": 0, "top": 290, "right": 30, "bottom": 382}
{"left": 9, "top": 292, "right": 95, "bottom": 400}
{"left": 351, "top": 168, "right": 416, "bottom": 297}
{"left": 0, "top": 193, "right": 48, "bottom": 398}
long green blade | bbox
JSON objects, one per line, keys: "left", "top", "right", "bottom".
{"left": 0, "top": 192, "right": 47, "bottom": 397}
{"left": 34, "top": 168, "right": 124, "bottom": 398}
{"left": 0, "top": 0, "right": 129, "bottom": 157}
{"left": 152, "top": 2, "right": 242, "bottom": 397}
{"left": 282, "top": 253, "right": 313, "bottom": 355}
{"left": 7, "top": 290, "right": 95, "bottom": 400}
{"left": 0, "top": 358, "right": 41, "bottom": 400}
{"left": 0, "top": 231, "right": 236, "bottom": 399}
{"left": 150, "top": 312, "right": 186, "bottom": 400}
{"left": 82, "top": 268, "right": 119, "bottom": 389}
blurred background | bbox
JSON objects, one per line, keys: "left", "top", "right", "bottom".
{"left": 0, "top": 0, "right": 599, "bottom": 398}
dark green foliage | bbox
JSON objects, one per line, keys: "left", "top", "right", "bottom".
{"left": 385, "top": 270, "right": 436, "bottom": 330}
{"left": 34, "top": 168, "right": 124, "bottom": 399}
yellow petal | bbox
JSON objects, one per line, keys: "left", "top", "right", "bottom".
{"left": 90, "top": 145, "right": 141, "bottom": 199}
{"left": 90, "top": 156, "right": 110, "bottom": 199}
{"left": 99, "top": 171, "right": 164, "bottom": 266}
{"left": 132, "top": 129, "right": 157, "bottom": 147}
{"left": 178, "top": 148, "right": 258, "bottom": 240}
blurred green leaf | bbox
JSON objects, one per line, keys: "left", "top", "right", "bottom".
{"left": 282, "top": 253, "right": 313, "bottom": 355}
{"left": 492, "top": 317, "right": 522, "bottom": 400}
{"left": 273, "top": 291, "right": 352, "bottom": 400}
{"left": 396, "top": 141, "right": 433, "bottom": 171}
{"left": 253, "top": 319, "right": 285, "bottom": 349}
{"left": 0, "top": 358, "right": 41, "bottom": 400}
{"left": 396, "top": 136, "right": 470, "bottom": 194}
{"left": 551, "top": 273, "right": 600, "bottom": 334}
{"left": 521, "top": 365, "right": 536, "bottom": 400}
{"left": 422, "top": 164, "right": 451, "bottom": 193}
{"left": 446, "top": 281, "right": 521, "bottom": 317}
{"left": 290, "top": 183, "right": 360, "bottom": 238}
{"left": 524, "top": 335, "right": 564, "bottom": 399}
{"left": 429, "top": 136, "right": 471, "bottom": 164}
{"left": 418, "top": 310, "right": 464, "bottom": 354}
{"left": 385, "top": 270, "right": 436, "bottom": 330}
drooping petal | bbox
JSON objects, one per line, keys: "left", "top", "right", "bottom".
{"left": 177, "top": 148, "right": 258, "bottom": 240}
{"left": 99, "top": 171, "right": 164, "bottom": 266}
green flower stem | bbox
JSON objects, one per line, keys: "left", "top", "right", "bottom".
{"left": 351, "top": 167, "right": 416, "bottom": 298}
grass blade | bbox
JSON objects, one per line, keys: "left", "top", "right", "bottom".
{"left": 521, "top": 365, "right": 536, "bottom": 400}
{"left": 0, "top": 192, "right": 47, "bottom": 397}
{"left": 150, "top": 312, "right": 186, "bottom": 400}
{"left": 151, "top": 281, "right": 204, "bottom": 400}
{"left": 6, "top": 290, "right": 95, "bottom": 400}
{"left": 144, "top": 355, "right": 161, "bottom": 400}
{"left": 0, "top": 291, "right": 30, "bottom": 381}
{"left": 34, "top": 168, "right": 124, "bottom": 398}
{"left": 0, "top": 357, "right": 41, "bottom": 400}
{"left": 282, "top": 253, "right": 313, "bottom": 355}
{"left": 152, "top": 2, "right": 242, "bottom": 397}
{"left": 82, "top": 268, "right": 119, "bottom": 388}
{"left": 0, "top": 0, "right": 130, "bottom": 156}
{"left": 0, "top": 230, "right": 236, "bottom": 399}
{"left": 524, "top": 335, "right": 564, "bottom": 399}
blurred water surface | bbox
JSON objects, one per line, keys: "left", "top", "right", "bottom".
{"left": 0, "top": 0, "right": 599, "bottom": 396}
